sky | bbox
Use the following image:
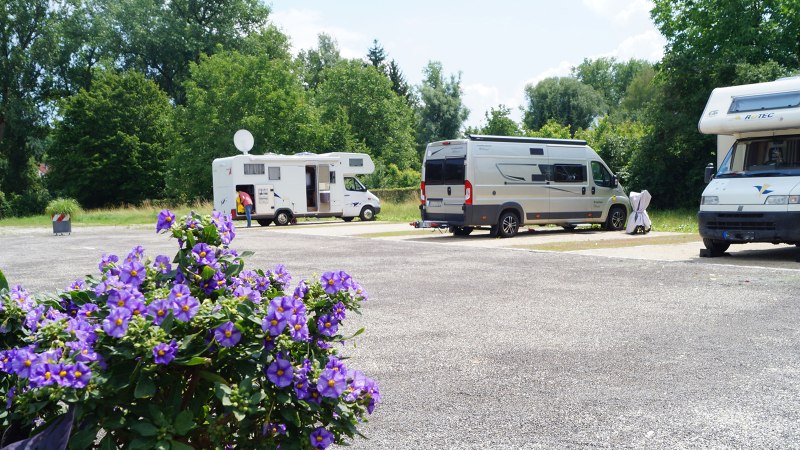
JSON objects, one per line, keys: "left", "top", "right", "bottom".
{"left": 267, "top": 0, "right": 666, "bottom": 128}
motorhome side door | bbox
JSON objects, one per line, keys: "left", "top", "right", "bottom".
{"left": 548, "top": 159, "right": 590, "bottom": 220}
{"left": 589, "top": 161, "right": 617, "bottom": 217}
{"left": 254, "top": 184, "right": 275, "bottom": 216}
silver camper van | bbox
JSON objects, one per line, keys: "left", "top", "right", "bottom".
{"left": 416, "top": 135, "right": 630, "bottom": 237}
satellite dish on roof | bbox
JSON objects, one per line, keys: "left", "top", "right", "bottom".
{"left": 233, "top": 129, "right": 254, "bottom": 154}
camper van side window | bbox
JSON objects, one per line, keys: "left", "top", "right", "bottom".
{"left": 244, "top": 164, "right": 265, "bottom": 175}
{"left": 553, "top": 164, "right": 586, "bottom": 183}
{"left": 591, "top": 161, "right": 612, "bottom": 187}
{"left": 268, "top": 167, "right": 281, "bottom": 180}
{"left": 729, "top": 91, "right": 800, "bottom": 113}
{"left": 425, "top": 160, "right": 445, "bottom": 185}
{"left": 349, "top": 158, "right": 364, "bottom": 167}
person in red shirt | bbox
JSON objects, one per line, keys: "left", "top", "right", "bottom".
{"left": 238, "top": 190, "right": 253, "bottom": 227}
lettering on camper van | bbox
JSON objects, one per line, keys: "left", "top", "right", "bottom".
{"left": 743, "top": 113, "right": 776, "bottom": 120}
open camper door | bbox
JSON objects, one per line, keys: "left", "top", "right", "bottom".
{"left": 318, "top": 164, "right": 331, "bottom": 213}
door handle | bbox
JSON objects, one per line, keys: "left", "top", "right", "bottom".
{"left": 582, "top": 187, "right": 586, "bottom": 195}
{"left": 592, "top": 187, "right": 596, "bottom": 195}
{"left": 447, "top": 187, "right": 451, "bottom": 195}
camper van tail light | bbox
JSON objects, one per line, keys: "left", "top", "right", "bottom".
{"left": 230, "top": 208, "right": 237, "bottom": 217}
{"left": 420, "top": 181, "right": 426, "bottom": 204}
{"left": 791, "top": 196, "right": 800, "bottom": 204}
{"left": 701, "top": 196, "right": 718, "bottom": 205}
{"left": 465, "top": 180, "right": 473, "bottom": 205}
{"left": 765, "top": 195, "right": 789, "bottom": 205}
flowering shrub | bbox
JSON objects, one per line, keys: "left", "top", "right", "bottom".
{"left": 0, "top": 210, "right": 380, "bottom": 449}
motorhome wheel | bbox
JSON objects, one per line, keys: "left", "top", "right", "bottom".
{"left": 342, "top": 217, "right": 354, "bottom": 222}
{"left": 452, "top": 226, "right": 473, "bottom": 236}
{"left": 702, "top": 238, "right": 730, "bottom": 256}
{"left": 604, "top": 205, "right": 627, "bottom": 231}
{"left": 257, "top": 219, "right": 272, "bottom": 227}
{"left": 275, "top": 211, "right": 291, "bottom": 226}
{"left": 497, "top": 211, "right": 519, "bottom": 238}
{"left": 359, "top": 206, "right": 375, "bottom": 221}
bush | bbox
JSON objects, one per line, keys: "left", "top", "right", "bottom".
{"left": 45, "top": 198, "right": 83, "bottom": 218}
{"left": 370, "top": 187, "right": 419, "bottom": 203}
{"left": 7, "top": 187, "right": 51, "bottom": 217}
{"left": 0, "top": 211, "right": 380, "bottom": 449}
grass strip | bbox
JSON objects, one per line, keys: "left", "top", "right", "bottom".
{"left": 514, "top": 233, "right": 701, "bottom": 252}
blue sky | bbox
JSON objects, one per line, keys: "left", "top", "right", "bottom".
{"left": 267, "top": 1, "right": 666, "bottom": 127}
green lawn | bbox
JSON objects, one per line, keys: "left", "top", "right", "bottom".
{"left": 0, "top": 200, "right": 699, "bottom": 233}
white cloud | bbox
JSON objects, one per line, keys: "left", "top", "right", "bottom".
{"left": 582, "top": 0, "right": 653, "bottom": 24}
{"left": 269, "top": 8, "right": 366, "bottom": 58}
{"left": 523, "top": 61, "right": 575, "bottom": 88}
{"left": 598, "top": 29, "right": 666, "bottom": 62}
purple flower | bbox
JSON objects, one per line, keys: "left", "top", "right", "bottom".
{"left": 11, "top": 348, "right": 37, "bottom": 378}
{"left": 293, "top": 280, "right": 309, "bottom": 300}
{"left": 332, "top": 302, "right": 347, "bottom": 321}
{"left": 264, "top": 334, "right": 276, "bottom": 351}
{"left": 352, "top": 282, "right": 369, "bottom": 301}
{"left": 147, "top": 299, "right": 173, "bottom": 325}
{"left": 0, "top": 349, "right": 17, "bottom": 373}
{"left": 288, "top": 314, "right": 309, "bottom": 342}
{"left": 364, "top": 377, "right": 381, "bottom": 414}
{"left": 24, "top": 305, "right": 46, "bottom": 331}
{"left": 98, "top": 254, "right": 119, "bottom": 274}
{"left": 325, "top": 357, "right": 347, "bottom": 374}
{"left": 214, "top": 322, "right": 241, "bottom": 347}
{"left": 66, "top": 317, "right": 96, "bottom": 343}
{"left": 317, "top": 314, "right": 339, "bottom": 337}
{"left": 120, "top": 260, "right": 146, "bottom": 287}
{"left": 268, "top": 296, "right": 291, "bottom": 318}
{"left": 310, "top": 427, "right": 334, "bottom": 449}
{"left": 317, "top": 368, "right": 347, "bottom": 398}
{"left": 153, "top": 340, "right": 178, "bottom": 365}
{"left": 102, "top": 307, "right": 132, "bottom": 338}
{"left": 78, "top": 304, "right": 99, "bottom": 321}
{"left": 184, "top": 215, "right": 200, "bottom": 230}
{"left": 262, "top": 310, "right": 286, "bottom": 336}
{"left": 270, "top": 264, "right": 292, "bottom": 288}
{"left": 337, "top": 271, "right": 353, "bottom": 290}
{"left": 67, "top": 279, "right": 86, "bottom": 291}
{"left": 171, "top": 287, "right": 199, "bottom": 322}
{"left": 66, "top": 362, "right": 92, "bottom": 388}
{"left": 254, "top": 276, "right": 271, "bottom": 292}
{"left": 156, "top": 209, "right": 176, "bottom": 232}
{"left": 107, "top": 288, "right": 140, "bottom": 310}
{"left": 345, "top": 369, "right": 369, "bottom": 401}
{"left": 169, "top": 283, "right": 192, "bottom": 301}
{"left": 287, "top": 297, "right": 306, "bottom": 317}
{"left": 10, "top": 285, "right": 34, "bottom": 312}
{"left": 264, "top": 422, "right": 287, "bottom": 436}
{"left": 153, "top": 255, "right": 172, "bottom": 274}
{"left": 320, "top": 272, "right": 342, "bottom": 295}
{"left": 191, "top": 243, "right": 217, "bottom": 266}
{"left": 211, "top": 271, "right": 227, "bottom": 291}
{"left": 294, "top": 373, "right": 310, "bottom": 399}
{"left": 30, "top": 363, "right": 60, "bottom": 387}
{"left": 233, "top": 285, "right": 261, "bottom": 304}
{"left": 266, "top": 357, "right": 293, "bottom": 388}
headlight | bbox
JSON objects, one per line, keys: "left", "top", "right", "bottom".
{"left": 701, "top": 196, "right": 719, "bottom": 205}
{"left": 765, "top": 195, "right": 788, "bottom": 205}
{"left": 790, "top": 196, "right": 800, "bottom": 204}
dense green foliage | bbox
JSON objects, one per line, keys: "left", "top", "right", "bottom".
{"left": 415, "top": 61, "right": 470, "bottom": 147}
{"left": 523, "top": 77, "right": 607, "bottom": 134}
{"left": 48, "top": 70, "right": 177, "bottom": 208}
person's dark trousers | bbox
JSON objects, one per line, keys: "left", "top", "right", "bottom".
{"left": 245, "top": 204, "right": 252, "bottom": 227}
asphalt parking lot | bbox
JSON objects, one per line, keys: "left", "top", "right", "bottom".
{"left": 1, "top": 222, "right": 799, "bottom": 448}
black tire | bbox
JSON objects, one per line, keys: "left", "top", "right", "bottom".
{"left": 562, "top": 224, "right": 577, "bottom": 231}
{"left": 256, "top": 219, "right": 272, "bottom": 227}
{"left": 703, "top": 238, "right": 730, "bottom": 256}
{"left": 497, "top": 211, "right": 520, "bottom": 238}
{"left": 359, "top": 206, "right": 376, "bottom": 221}
{"left": 604, "top": 205, "right": 627, "bottom": 231}
{"left": 342, "top": 217, "right": 354, "bottom": 222}
{"left": 452, "top": 226, "right": 473, "bottom": 236}
{"left": 274, "top": 211, "right": 292, "bottom": 226}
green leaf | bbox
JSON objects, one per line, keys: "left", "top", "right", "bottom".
{"left": 248, "top": 391, "right": 266, "bottom": 404}
{"left": 342, "top": 327, "right": 366, "bottom": 340}
{"left": 201, "top": 265, "right": 216, "bottom": 280}
{"left": 280, "top": 408, "right": 301, "bottom": 427}
{"left": 155, "top": 440, "right": 170, "bottom": 450}
{"left": 131, "top": 421, "right": 159, "bottom": 437}
{"left": 170, "top": 440, "right": 195, "bottom": 450}
{"left": 160, "top": 311, "right": 175, "bottom": 333}
{"left": 130, "top": 438, "right": 157, "bottom": 450}
{"left": 148, "top": 404, "right": 168, "bottom": 426}
{"left": 135, "top": 376, "right": 156, "bottom": 398}
{"left": 198, "top": 370, "right": 228, "bottom": 385}
{"left": 175, "top": 356, "right": 210, "bottom": 366}
{"left": 232, "top": 409, "right": 246, "bottom": 421}
{"left": 0, "top": 269, "right": 9, "bottom": 291}
{"left": 99, "top": 433, "right": 116, "bottom": 450}
{"left": 239, "top": 250, "right": 255, "bottom": 258}
{"left": 173, "top": 410, "right": 194, "bottom": 436}
{"left": 70, "top": 426, "right": 100, "bottom": 448}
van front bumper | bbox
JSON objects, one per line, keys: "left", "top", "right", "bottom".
{"left": 698, "top": 210, "right": 800, "bottom": 244}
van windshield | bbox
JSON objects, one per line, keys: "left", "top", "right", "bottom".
{"left": 717, "top": 134, "right": 800, "bottom": 178}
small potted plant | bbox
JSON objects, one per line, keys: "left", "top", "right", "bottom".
{"left": 45, "top": 198, "right": 82, "bottom": 235}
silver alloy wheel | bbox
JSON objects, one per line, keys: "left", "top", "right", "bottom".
{"left": 360, "top": 206, "right": 375, "bottom": 221}
{"left": 499, "top": 212, "right": 519, "bottom": 238}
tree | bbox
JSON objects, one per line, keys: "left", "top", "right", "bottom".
{"left": 104, "top": 0, "right": 271, "bottom": 104}
{"left": 572, "top": 57, "right": 652, "bottom": 110}
{"left": 638, "top": 0, "right": 800, "bottom": 207}
{"left": 298, "top": 33, "right": 342, "bottom": 91}
{"left": 171, "top": 50, "right": 318, "bottom": 200}
{"left": 47, "top": 70, "right": 176, "bottom": 208}
{"left": 315, "top": 60, "right": 418, "bottom": 172}
{"left": 387, "top": 59, "right": 412, "bottom": 103}
{"left": 416, "top": 61, "right": 470, "bottom": 146}
{"left": 366, "top": 39, "right": 386, "bottom": 69}
{"left": 474, "top": 105, "right": 521, "bottom": 136}
{"left": 522, "top": 77, "right": 606, "bottom": 134}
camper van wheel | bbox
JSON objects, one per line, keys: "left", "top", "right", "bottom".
{"left": 257, "top": 219, "right": 272, "bottom": 227}
{"left": 497, "top": 211, "right": 520, "bottom": 238}
{"left": 359, "top": 206, "right": 376, "bottom": 221}
{"left": 274, "top": 211, "right": 292, "bottom": 226}
{"left": 451, "top": 226, "right": 473, "bottom": 236}
{"left": 342, "top": 217, "right": 354, "bottom": 222}
{"left": 703, "top": 238, "right": 730, "bottom": 256}
{"left": 605, "top": 205, "right": 627, "bottom": 231}
{"left": 562, "top": 224, "right": 577, "bottom": 231}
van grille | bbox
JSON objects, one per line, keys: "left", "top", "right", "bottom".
{"left": 706, "top": 213, "right": 775, "bottom": 231}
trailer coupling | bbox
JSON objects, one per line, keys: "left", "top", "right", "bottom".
{"left": 410, "top": 220, "right": 450, "bottom": 229}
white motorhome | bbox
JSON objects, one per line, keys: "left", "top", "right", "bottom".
{"left": 414, "top": 135, "right": 631, "bottom": 237}
{"left": 698, "top": 76, "right": 800, "bottom": 255}
{"left": 212, "top": 152, "right": 381, "bottom": 226}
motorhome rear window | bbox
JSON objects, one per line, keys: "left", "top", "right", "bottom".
{"left": 244, "top": 164, "right": 265, "bottom": 175}
{"left": 729, "top": 91, "right": 800, "bottom": 113}
{"left": 424, "top": 158, "right": 465, "bottom": 185}
{"left": 349, "top": 158, "right": 364, "bottom": 167}
{"left": 268, "top": 167, "right": 280, "bottom": 180}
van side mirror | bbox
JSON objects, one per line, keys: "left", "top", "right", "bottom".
{"left": 704, "top": 163, "right": 715, "bottom": 183}
{"left": 611, "top": 175, "right": 618, "bottom": 187}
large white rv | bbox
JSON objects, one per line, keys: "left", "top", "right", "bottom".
{"left": 414, "top": 135, "right": 631, "bottom": 237}
{"left": 698, "top": 76, "right": 800, "bottom": 255}
{"left": 212, "top": 152, "right": 381, "bottom": 226}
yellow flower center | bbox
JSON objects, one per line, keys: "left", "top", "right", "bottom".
{"left": 270, "top": 319, "right": 278, "bottom": 326}
{"left": 199, "top": 251, "right": 206, "bottom": 258}
{"left": 297, "top": 383, "right": 304, "bottom": 389}
{"left": 277, "top": 307, "right": 284, "bottom": 313}
{"left": 158, "top": 350, "right": 165, "bottom": 356}
{"left": 316, "top": 436, "right": 323, "bottom": 442}
{"left": 175, "top": 292, "right": 183, "bottom": 298}
{"left": 130, "top": 270, "right": 137, "bottom": 277}
{"left": 327, "top": 279, "right": 334, "bottom": 285}
{"left": 328, "top": 379, "right": 335, "bottom": 387}
{"left": 59, "top": 370, "right": 67, "bottom": 377}
{"left": 325, "top": 322, "right": 331, "bottom": 328}
{"left": 224, "top": 330, "right": 232, "bottom": 338}
{"left": 74, "top": 371, "right": 82, "bottom": 377}
{"left": 23, "top": 360, "right": 31, "bottom": 367}
{"left": 85, "top": 311, "right": 92, "bottom": 317}
{"left": 157, "top": 310, "right": 165, "bottom": 317}
{"left": 182, "top": 305, "right": 189, "bottom": 312}
{"left": 166, "top": 216, "right": 172, "bottom": 222}
{"left": 294, "top": 324, "right": 301, "bottom": 331}
{"left": 115, "top": 318, "right": 123, "bottom": 325}
{"left": 45, "top": 372, "right": 51, "bottom": 380}
{"left": 277, "top": 369, "right": 284, "bottom": 376}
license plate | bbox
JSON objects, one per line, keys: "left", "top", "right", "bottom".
{"left": 428, "top": 200, "right": 442, "bottom": 207}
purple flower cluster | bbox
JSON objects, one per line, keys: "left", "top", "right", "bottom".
{"left": 319, "top": 271, "right": 368, "bottom": 301}
{"left": 1, "top": 346, "right": 94, "bottom": 390}
{"left": 262, "top": 296, "right": 309, "bottom": 342}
